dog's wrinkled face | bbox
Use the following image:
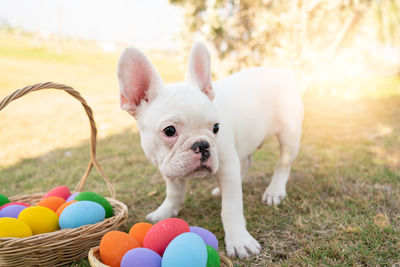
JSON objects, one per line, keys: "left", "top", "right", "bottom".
{"left": 137, "top": 84, "right": 219, "bottom": 179}
{"left": 118, "top": 43, "right": 219, "bottom": 179}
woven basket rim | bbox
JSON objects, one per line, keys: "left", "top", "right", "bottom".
{"left": 88, "top": 245, "right": 234, "bottom": 267}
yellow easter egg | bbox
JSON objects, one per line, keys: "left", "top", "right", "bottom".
{"left": 18, "top": 206, "right": 59, "bottom": 235}
{"left": 0, "top": 217, "right": 32, "bottom": 238}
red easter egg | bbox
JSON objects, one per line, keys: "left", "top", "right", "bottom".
{"left": 43, "top": 186, "right": 71, "bottom": 200}
{"left": 0, "top": 202, "right": 30, "bottom": 210}
{"left": 143, "top": 218, "right": 190, "bottom": 256}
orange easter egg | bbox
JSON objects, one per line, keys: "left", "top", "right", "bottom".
{"left": 129, "top": 222, "right": 152, "bottom": 246}
{"left": 100, "top": 231, "right": 139, "bottom": 267}
{"left": 37, "top": 196, "right": 66, "bottom": 212}
{"left": 56, "top": 200, "right": 78, "bottom": 217}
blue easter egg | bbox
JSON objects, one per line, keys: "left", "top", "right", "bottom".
{"left": 162, "top": 232, "right": 207, "bottom": 267}
{"left": 190, "top": 226, "right": 218, "bottom": 250}
{"left": 59, "top": 201, "right": 105, "bottom": 229}
{"left": 121, "top": 247, "right": 161, "bottom": 267}
{"left": 0, "top": 204, "right": 27, "bottom": 218}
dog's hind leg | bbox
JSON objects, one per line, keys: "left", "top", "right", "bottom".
{"left": 212, "top": 154, "right": 252, "bottom": 196}
{"left": 240, "top": 154, "right": 253, "bottom": 180}
{"left": 262, "top": 129, "right": 301, "bottom": 205}
{"left": 211, "top": 186, "right": 221, "bottom": 196}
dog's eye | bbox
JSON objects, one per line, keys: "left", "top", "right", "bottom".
{"left": 213, "top": 123, "right": 219, "bottom": 134}
{"left": 163, "top": 126, "right": 176, "bottom": 137}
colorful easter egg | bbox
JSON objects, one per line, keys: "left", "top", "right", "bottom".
{"left": 74, "top": 192, "right": 113, "bottom": 218}
{"left": 0, "top": 217, "right": 32, "bottom": 238}
{"left": 128, "top": 222, "right": 152, "bottom": 246}
{"left": 121, "top": 247, "right": 161, "bottom": 267}
{"left": 37, "top": 196, "right": 66, "bottom": 212}
{"left": 43, "top": 186, "right": 71, "bottom": 200}
{"left": 66, "top": 192, "right": 78, "bottom": 202}
{"left": 162, "top": 232, "right": 208, "bottom": 267}
{"left": 18, "top": 206, "right": 59, "bottom": 235}
{"left": 0, "top": 194, "right": 10, "bottom": 207}
{"left": 206, "top": 245, "right": 221, "bottom": 267}
{"left": 0, "top": 204, "right": 27, "bottom": 218}
{"left": 56, "top": 200, "right": 77, "bottom": 217}
{"left": 190, "top": 226, "right": 219, "bottom": 250}
{"left": 100, "top": 231, "right": 139, "bottom": 267}
{"left": 59, "top": 201, "right": 105, "bottom": 229}
{"left": 143, "top": 218, "right": 190, "bottom": 256}
{"left": 0, "top": 202, "right": 30, "bottom": 210}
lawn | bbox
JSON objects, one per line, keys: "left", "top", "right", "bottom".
{"left": 0, "top": 32, "right": 399, "bottom": 266}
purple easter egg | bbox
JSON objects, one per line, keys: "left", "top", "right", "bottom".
{"left": 121, "top": 248, "right": 161, "bottom": 267}
{"left": 0, "top": 202, "right": 30, "bottom": 210}
{"left": 190, "top": 226, "right": 218, "bottom": 250}
{"left": 0, "top": 205, "right": 27, "bottom": 218}
{"left": 66, "top": 192, "right": 78, "bottom": 202}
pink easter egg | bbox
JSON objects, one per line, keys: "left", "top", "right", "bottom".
{"left": 43, "top": 186, "right": 71, "bottom": 200}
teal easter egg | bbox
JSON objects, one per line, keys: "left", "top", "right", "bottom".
{"left": 59, "top": 201, "right": 105, "bottom": 229}
{"left": 0, "top": 194, "right": 10, "bottom": 207}
{"left": 206, "top": 245, "right": 220, "bottom": 267}
{"left": 162, "top": 232, "right": 207, "bottom": 267}
{"left": 75, "top": 192, "right": 113, "bottom": 218}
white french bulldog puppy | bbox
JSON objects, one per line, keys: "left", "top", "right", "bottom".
{"left": 117, "top": 42, "right": 303, "bottom": 258}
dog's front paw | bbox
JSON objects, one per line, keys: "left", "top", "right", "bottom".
{"left": 262, "top": 183, "right": 286, "bottom": 206}
{"left": 146, "top": 205, "right": 180, "bottom": 223}
{"left": 225, "top": 230, "right": 261, "bottom": 259}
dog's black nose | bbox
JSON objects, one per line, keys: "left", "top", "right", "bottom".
{"left": 191, "top": 141, "right": 210, "bottom": 162}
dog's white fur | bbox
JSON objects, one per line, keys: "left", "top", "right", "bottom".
{"left": 118, "top": 42, "right": 303, "bottom": 258}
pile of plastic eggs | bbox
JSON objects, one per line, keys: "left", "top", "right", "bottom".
{"left": 0, "top": 186, "right": 113, "bottom": 238}
{"left": 99, "top": 218, "right": 221, "bottom": 267}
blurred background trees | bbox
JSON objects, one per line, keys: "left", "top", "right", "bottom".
{"left": 170, "top": 0, "right": 400, "bottom": 90}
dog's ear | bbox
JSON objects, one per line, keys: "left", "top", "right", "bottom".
{"left": 118, "top": 48, "right": 163, "bottom": 116}
{"left": 187, "top": 42, "right": 214, "bottom": 100}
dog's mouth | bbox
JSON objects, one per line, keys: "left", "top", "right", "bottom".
{"left": 185, "top": 164, "right": 213, "bottom": 179}
{"left": 194, "top": 164, "right": 212, "bottom": 173}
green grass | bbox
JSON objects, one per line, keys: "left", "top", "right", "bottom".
{"left": 0, "top": 32, "right": 399, "bottom": 266}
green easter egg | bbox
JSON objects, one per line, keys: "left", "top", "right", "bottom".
{"left": 74, "top": 192, "right": 113, "bottom": 218}
{"left": 206, "top": 245, "right": 221, "bottom": 267}
{"left": 0, "top": 194, "right": 10, "bottom": 207}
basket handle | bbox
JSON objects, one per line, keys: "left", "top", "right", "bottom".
{"left": 0, "top": 82, "right": 116, "bottom": 199}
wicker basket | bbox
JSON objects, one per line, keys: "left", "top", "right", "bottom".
{"left": 0, "top": 82, "right": 128, "bottom": 267}
{"left": 88, "top": 246, "right": 234, "bottom": 267}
